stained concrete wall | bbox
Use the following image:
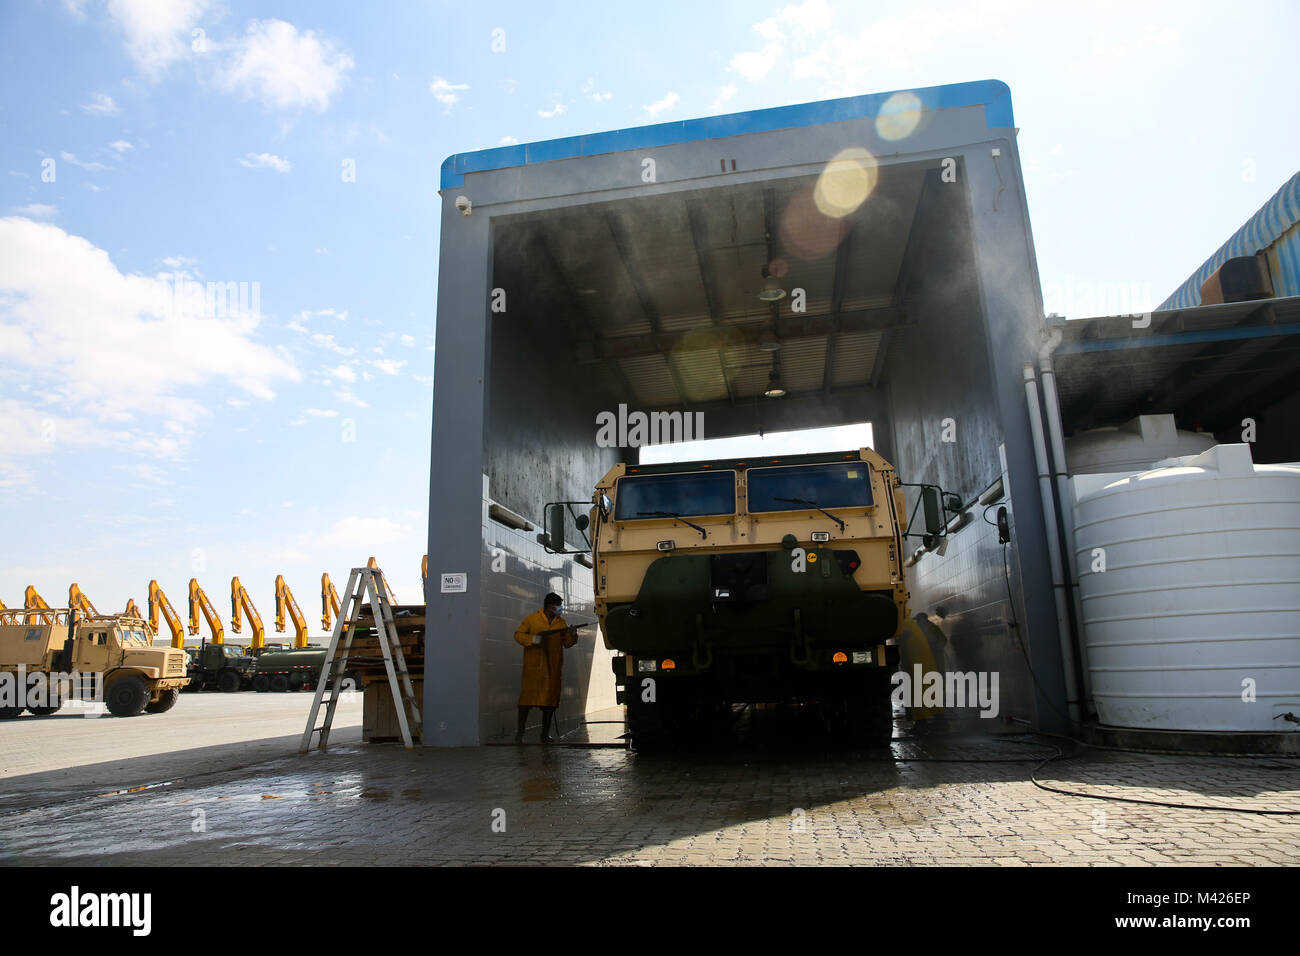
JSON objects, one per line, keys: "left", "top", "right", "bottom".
{"left": 477, "top": 284, "right": 621, "bottom": 738}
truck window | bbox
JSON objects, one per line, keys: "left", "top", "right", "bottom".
{"left": 95, "top": 632, "right": 107, "bottom": 645}
{"left": 748, "top": 462, "right": 875, "bottom": 512}
{"left": 614, "top": 471, "right": 736, "bottom": 521}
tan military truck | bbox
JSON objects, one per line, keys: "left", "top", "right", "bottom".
{"left": 0, "top": 608, "right": 190, "bottom": 718}
{"left": 545, "top": 448, "right": 959, "bottom": 750}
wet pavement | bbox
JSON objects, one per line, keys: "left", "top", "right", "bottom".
{"left": 2, "top": 706, "right": 1298, "bottom": 866}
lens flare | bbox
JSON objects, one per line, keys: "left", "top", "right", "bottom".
{"left": 813, "top": 147, "right": 878, "bottom": 219}
{"left": 875, "top": 91, "right": 924, "bottom": 142}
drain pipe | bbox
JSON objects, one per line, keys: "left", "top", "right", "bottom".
{"left": 1038, "top": 337, "right": 1094, "bottom": 715}
{"left": 1023, "top": 363, "right": 1081, "bottom": 726}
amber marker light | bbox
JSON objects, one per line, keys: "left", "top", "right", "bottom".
{"left": 832, "top": 652, "right": 848, "bottom": 664}
{"left": 661, "top": 659, "right": 676, "bottom": 670}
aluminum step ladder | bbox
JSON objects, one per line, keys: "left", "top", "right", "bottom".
{"left": 299, "top": 566, "right": 422, "bottom": 751}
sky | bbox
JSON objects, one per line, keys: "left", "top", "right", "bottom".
{"left": 1, "top": 0, "right": 1297, "bottom": 634}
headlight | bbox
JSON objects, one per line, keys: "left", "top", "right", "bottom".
{"left": 852, "top": 651, "right": 871, "bottom": 664}
{"left": 636, "top": 659, "right": 657, "bottom": 673}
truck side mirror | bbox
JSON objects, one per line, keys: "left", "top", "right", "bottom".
{"left": 574, "top": 514, "right": 590, "bottom": 532}
{"left": 922, "top": 486, "right": 944, "bottom": 536}
{"left": 547, "top": 504, "right": 566, "bottom": 552}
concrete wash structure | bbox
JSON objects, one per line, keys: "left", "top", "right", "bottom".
{"left": 427, "top": 79, "right": 1070, "bottom": 745}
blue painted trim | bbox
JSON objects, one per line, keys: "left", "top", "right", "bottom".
{"left": 440, "top": 79, "right": 1014, "bottom": 190}
{"left": 1057, "top": 321, "right": 1300, "bottom": 355}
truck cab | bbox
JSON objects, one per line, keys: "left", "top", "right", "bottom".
{"left": 547, "top": 448, "right": 952, "bottom": 749}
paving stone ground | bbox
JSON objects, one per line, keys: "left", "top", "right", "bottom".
{"left": 2, "top": 712, "right": 1297, "bottom": 866}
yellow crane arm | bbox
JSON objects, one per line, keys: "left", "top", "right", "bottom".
{"left": 230, "top": 577, "right": 265, "bottom": 650}
{"left": 189, "top": 578, "right": 225, "bottom": 644}
{"left": 148, "top": 580, "right": 186, "bottom": 648}
{"left": 367, "top": 556, "right": 397, "bottom": 604}
{"left": 321, "top": 573, "right": 341, "bottom": 631}
{"left": 124, "top": 598, "right": 141, "bottom": 618}
{"left": 24, "top": 585, "right": 55, "bottom": 625}
{"left": 68, "top": 583, "right": 100, "bottom": 618}
{"left": 275, "top": 575, "right": 308, "bottom": 648}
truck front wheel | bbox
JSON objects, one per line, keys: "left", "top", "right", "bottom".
{"left": 0, "top": 706, "right": 22, "bottom": 720}
{"left": 217, "top": 670, "right": 242, "bottom": 693}
{"left": 27, "top": 704, "right": 61, "bottom": 716}
{"left": 146, "top": 688, "right": 180, "bottom": 714}
{"left": 252, "top": 674, "right": 270, "bottom": 692}
{"left": 105, "top": 676, "right": 150, "bottom": 717}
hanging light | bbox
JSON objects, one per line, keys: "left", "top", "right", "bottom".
{"left": 756, "top": 264, "right": 786, "bottom": 302}
{"left": 764, "top": 370, "right": 786, "bottom": 398}
{"left": 756, "top": 330, "right": 781, "bottom": 352}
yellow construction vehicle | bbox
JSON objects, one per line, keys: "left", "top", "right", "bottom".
{"left": 274, "top": 575, "right": 309, "bottom": 648}
{"left": 68, "top": 583, "right": 100, "bottom": 619}
{"left": 148, "top": 580, "right": 187, "bottom": 649}
{"left": 230, "top": 577, "right": 266, "bottom": 652}
{"left": 321, "top": 572, "right": 341, "bottom": 631}
{"left": 188, "top": 578, "right": 225, "bottom": 644}
{"left": 23, "top": 585, "right": 56, "bottom": 625}
{"left": 124, "top": 598, "right": 141, "bottom": 618}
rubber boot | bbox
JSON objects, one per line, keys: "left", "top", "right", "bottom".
{"left": 515, "top": 706, "right": 529, "bottom": 744}
{"left": 540, "top": 707, "right": 555, "bottom": 744}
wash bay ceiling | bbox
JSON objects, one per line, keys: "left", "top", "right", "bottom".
{"left": 490, "top": 165, "right": 931, "bottom": 409}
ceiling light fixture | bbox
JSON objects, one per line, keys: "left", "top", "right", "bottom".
{"left": 763, "top": 370, "right": 787, "bottom": 398}
{"left": 756, "top": 264, "right": 786, "bottom": 302}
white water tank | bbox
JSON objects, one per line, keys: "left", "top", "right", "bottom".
{"left": 1066, "top": 413, "right": 1217, "bottom": 475}
{"left": 1071, "top": 444, "right": 1300, "bottom": 732}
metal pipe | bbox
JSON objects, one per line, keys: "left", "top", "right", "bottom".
{"left": 1038, "top": 344, "right": 1095, "bottom": 715}
{"left": 1022, "top": 363, "right": 1081, "bottom": 726}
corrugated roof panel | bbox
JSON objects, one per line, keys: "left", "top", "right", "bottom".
{"left": 1160, "top": 170, "right": 1300, "bottom": 309}
{"left": 830, "top": 331, "right": 883, "bottom": 386}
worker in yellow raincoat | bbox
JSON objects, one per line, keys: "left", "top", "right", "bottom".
{"left": 514, "top": 592, "right": 578, "bottom": 743}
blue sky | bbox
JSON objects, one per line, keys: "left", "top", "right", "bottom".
{"left": 2, "top": 0, "right": 1297, "bottom": 632}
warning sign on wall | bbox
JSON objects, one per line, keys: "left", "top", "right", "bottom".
{"left": 440, "top": 572, "right": 468, "bottom": 593}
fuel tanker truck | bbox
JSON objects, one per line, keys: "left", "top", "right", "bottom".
{"left": 544, "top": 448, "right": 957, "bottom": 750}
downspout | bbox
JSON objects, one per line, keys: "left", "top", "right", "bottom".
{"left": 1023, "top": 362, "right": 1081, "bottom": 726}
{"left": 1038, "top": 333, "right": 1094, "bottom": 717}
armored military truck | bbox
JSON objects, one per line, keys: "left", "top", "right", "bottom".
{"left": 247, "top": 646, "right": 327, "bottom": 692}
{"left": 545, "top": 448, "right": 956, "bottom": 750}
{"left": 0, "top": 609, "right": 190, "bottom": 717}
{"left": 186, "top": 642, "right": 256, "bottom": 692}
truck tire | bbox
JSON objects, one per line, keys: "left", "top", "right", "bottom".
{"left": 27, "top": 704, "right": 61, "bottom": 716}
{"left": 270, "top": 675, "right": 289, "bottom": 693}
{"left": 217, "top": 670, "right": 242, "bottom": 693}
{"left": 0, "top": 706, "right": 23, "bottom": 720}
{"left": 146, "top": 688, "right": 180, "bottom": 714}
{"left": 288, "top": 672, "right": 304, "bottom": 690}
{"left": 252, "top": 674, "right": 270, "bottom": 692}
{"left": 105, "top": 676, "right": 150, "bottom": 717}
{"left": 847, "top": 672, "right": 895, "bottom": 749}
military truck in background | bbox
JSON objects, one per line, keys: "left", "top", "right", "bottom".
{"left": 186, "top": 642, "right": 257, "bottom": 692}
{"left": 0, "top": 609, "right": 190, "bottom": 717}
{"left": 247, "top": 646, "right": 328, "bottom": 692}
{"left": 545, "top": 448, "right": 957, "bottom": 750}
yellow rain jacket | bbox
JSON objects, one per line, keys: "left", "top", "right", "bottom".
{"left": 515, "top": 608, "right": 577, "bottom": 707}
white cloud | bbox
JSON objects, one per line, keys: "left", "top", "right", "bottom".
{"left": 644, "top": 91, "right": 680, "bottom": 116}
{"left": 333, "top": 389, "right": 369, "bottom": 408}
{"left": 107, "top": 0, "right": 209, "bottom": 78}
{"left": 310, "top": 332, "right": 354, "bottom": 355}
{"left": 729, "top": 0, "right": 835, "bottom": 82}
{"left": 82, "top": 92, "right": 120, "bottom": 116}
{"left": 12, "top": 203, "right": 57, "bottom": 219}
{"left": 710, "top": 84, "right": 738, "bottom": 111}
{"left": 297, "top": 307, "right": 347, "bottom": 322}
{"left": 371, "top": 359, "right": 405, "bottom": 375}
{"left": 217, "top": 19, "right": 353, "bottom": 111}
{"left": 60, "top": 151, "right": 108, "bottom": 172}
{"left": 497, "top": 135, "right": 519, "bottom": 146}
{"left": 399, "top": 334, "right": 415, "bottom": 346}
{"left": 0, "top": 218, "right": 299, "bottom": 428}
{"left": 303, "top": 408, "right": 338, "bottom": 417}
{"left": 108, "top": 140, "right": 134, "bottom": 154}
{"left": 238, "top": 151, "right": 291, "bottom": 172}
{"left": 537, "top": 103, "right": 566, "bottom": 118}
{"left": 327, "top": 363, "right": 356, "bottom": 382}
{"left": 429, "top": 76, "right": 468, "bottom": 108}
{"left": 582, "top": 77, "right": 612, "bottom": 102}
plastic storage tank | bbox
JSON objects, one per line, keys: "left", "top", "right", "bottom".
{"left": 1065, "top": 413, "right": 1217, "bottom": 475}
{"left": 1071, "top": 444, "right": 1300, "bottom": 732}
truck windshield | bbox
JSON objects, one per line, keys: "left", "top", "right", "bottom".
{"left": 748, "top": 462, "right": 874, "bottom": 512}
{"left": 222, "top": 646, "right": 245, "bottom": 658}
{"left": 614, "top": 471, "right": 735, "bottom": 521}
{"left": 117, "top": 628, "right": 149, "bottom": 646}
